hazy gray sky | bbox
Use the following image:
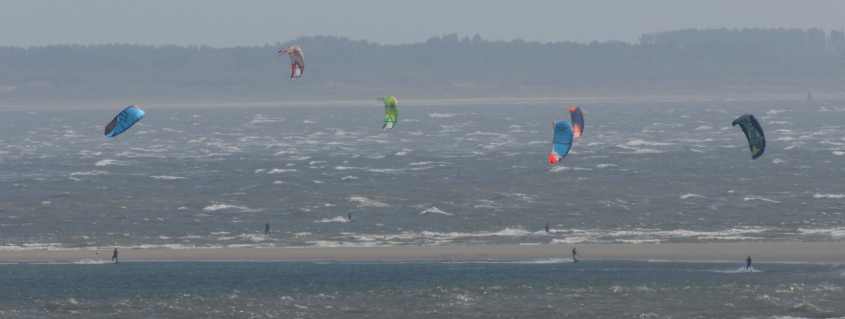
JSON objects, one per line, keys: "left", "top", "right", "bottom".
{"left": 1, "top": 0, "right": 844, "bottom": 46}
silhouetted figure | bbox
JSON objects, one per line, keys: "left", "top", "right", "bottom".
{"left": 347, "top": 212, "right": 352, "bottom": 222}
{"left": 112, "top": 248, "right": 119, "bottom": 264}
{"left": 544, "top": 223, "right": 550, "bottom": 233}
{"left": 264, "top": 223, "right": 270, "bottom": 235}
{"left": 745, "top": 256, "right": 752, "bottom": 270}
{"left": 571, "top": 247, "right": 578, "bottom": 263}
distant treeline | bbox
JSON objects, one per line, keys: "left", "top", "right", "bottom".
{"left": 0, "top": 28, "right": 843, "bottom": 101}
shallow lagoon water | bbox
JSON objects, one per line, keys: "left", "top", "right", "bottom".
{"left": 1, "top": 261, "right": 844, "bottom": 318}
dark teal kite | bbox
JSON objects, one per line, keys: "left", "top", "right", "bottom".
{"left": 732, "top": 114, "right": 765, "bottom": 159}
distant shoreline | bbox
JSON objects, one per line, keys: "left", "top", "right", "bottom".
{"left": 2, "top": 241, "right": 844, "bottom": 264}
{"left": 0, "top": 91, "right": 841, "bottom": 111}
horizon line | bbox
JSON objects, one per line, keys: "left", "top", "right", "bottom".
{"left": 0, "top": 27, "right": 840, "bottom": 49}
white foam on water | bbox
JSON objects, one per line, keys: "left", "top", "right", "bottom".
{"left": 680, "top": 193, "right": 706, "bottom": 200}
{"left": 340, "top": 175, "right": 358, "bottom": 180}
{"left": 150, "top": 175, "right": 187, "bottom": 180}
{"left": 743, "top": 196, "right": 781, "bottom": 204}
{"left": 73, "top": 259, "right": 111, "bottom": 265}
{"left": 623, "top": 139, "right": 674, "bottom": 147}
{"left": 267, "top": 168, "right": 297, "bottom": 174}
{"left": 798, "top": 227, "right": 845, "bottom": 238}
{"left": 314, "top": 216, "right": 350, "bottom": 223}
{"left": 249, "top": 114, "right": 285, "bottom": 125}
{"left": 813, "top": 193, "right": 845, "bottom": 199}
{"left": 596, "top": 163, "right": 618, "bottom": 168}
{"left": 94, "top": 159, "right": 127, "bottom": 167}
{"left": 348, "top": 196, "right": 389, "bottom": 208}
{"left": 709, "top": 266, "right": 762, "bottom": 274}
{"left": 833, "top": 151, "right": 845, "bottom": 156}
{"left": 394, "top": 148, "right": 412, "bottom": 156}
{"left": 202, "top": 203, "right": 263, "bottom": 213}
{"left": 550, "top": 166, "right": 593, "bottom": 173}
{"left": 419, "top": 206, "right": 453, "bottom": 216}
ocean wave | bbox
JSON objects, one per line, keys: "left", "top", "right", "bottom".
{"left": 550, "top": 166, "right": 593, "bottom": 172}
{"left": 419, "top": 206, "right": 453, "bottom": 216}
{"left": 267, "top": 168, "right": 297, "bottom": 174}
{"left": 73, "top": 259, "right": 112, "bottom": 265}
{"left": 623, "top": 139, "right": 674, "bottom": 147}
{"left": 743, "top": 196, "right": 781, "bottom": 204}
{"left": 798, "top": 227, "right": 845, "bottom": 238}
{"left": 813, "top": 193, "right": 845, "bottom": 199}
{"left": 348, "top": 196, "right": 389, "bottom": 208}
{"left": 680, "top": 193, "right": 706, "bottom": 200}
{"left": 94, "top": 159, "right": 127, "bottom": 167}
{"left": 202, "top": 203, "right": 263, "bottom": 213}
{"left": 314, "top": 216, "right": 350, "bottom": 223}
{"left": 150, "top": 175, "right": 187, "bottom": 180}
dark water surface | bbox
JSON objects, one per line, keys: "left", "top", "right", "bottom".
{"left": 1, "top": 101, "right": 845, "bottom": 248}
{"left": 1, "top": 261, "right": 844, "bottom": 318}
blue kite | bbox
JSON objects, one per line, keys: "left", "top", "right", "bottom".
{"left": 105, "top": 105, "right": 145, "bottom": 138}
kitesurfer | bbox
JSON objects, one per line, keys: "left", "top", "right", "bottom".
{"left": 112, "top": 248, "right": 119, "bottom": 264}
{"left": 347, "top": 212, "right": 352, "bottom": 222}
{"left": 746, "top": 256, "right": 752, "bottom": 271}
{"left": 544, "top": 223, "right": 550, "bottom": 233}
{"left": 572, "top": 247, "right": 578, "bottom": 263}
{"left": 264, "top": 223, "right": 270, "bottom": 235}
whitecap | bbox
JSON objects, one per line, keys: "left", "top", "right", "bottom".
{"left": 813, "top": 193, "right": 845, "bottom": 199}
{"left": 798, "top": 227, "right": 845, "bottom": 238}
{"left": 419, "top": 206, "right": 453, "bottom": 216}
{"left": 743, "top": 196, "right": 781, "bottom": 204}
{"left": 267, "top": 168, "right": 297, "bottom": 174}
{"left": 202, "top": 203, "right": 263, "bottom": 213}
{"left": 348, "top": 196, "right": 389, "bottom": 208}
{"left": 314, "top": 216, "right": 350, "bottom": 223}
{"left": 150, "top": 175, "right": 187, "bottom": 180}
{"left": 680, "top": 193, "right": 706, "bottom": 200}
{"left": 73, "top": 259, "right": 111, "bottom": 265}
{"left": 94, "top": 159, "right": 127, "bottom": 167}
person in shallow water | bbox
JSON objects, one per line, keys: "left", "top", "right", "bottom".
{"left": 746, "top": 256, "right": 752, "bottom": 270}
{"left": 347, "top": 212, "right": 352, "bottom": 222}
{"left": 571, "top": 247, "right": 578, "bottom": 263}
{"left": 264, "top": 223, "right": 270, "bottom": 235}
{"left": 112, "top": 248, "right": 119, "bottom": 264}
{"left": 544, "top": 223, "right": 550, "bottom": 233}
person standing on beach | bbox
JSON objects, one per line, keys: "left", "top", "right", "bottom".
{"left": 571, "top": 247, "right": 578, "bottom": 263}
{"left": 745, "top": 256, "right": 752, "bottom": 270}
{"left": 264, "top": 223, "right": 270, "bottom": 235}
{"left": 112, "top": 248, "right": 119, "bottom": 264}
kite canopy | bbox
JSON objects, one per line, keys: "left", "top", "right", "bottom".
{"left": 549, "top": 120, "right": 574, "bottom": 164}
{"left": 279, "top": 46, "right": 305, "bottom": 79}
{"left": 104, "top": 105, "right": 145, "bottom": 138}
{"left": 732, "top": 114, "right": 765, "bottom": 159}
{"left": 382, "top": 96, "right": 398, "bottom": 129}
{"left": 569, "top": 106, "right": 584, "bottom": 138}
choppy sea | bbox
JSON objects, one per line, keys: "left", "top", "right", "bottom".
{"left": 2, "top": 100, "right": 845, "bottom": 249}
